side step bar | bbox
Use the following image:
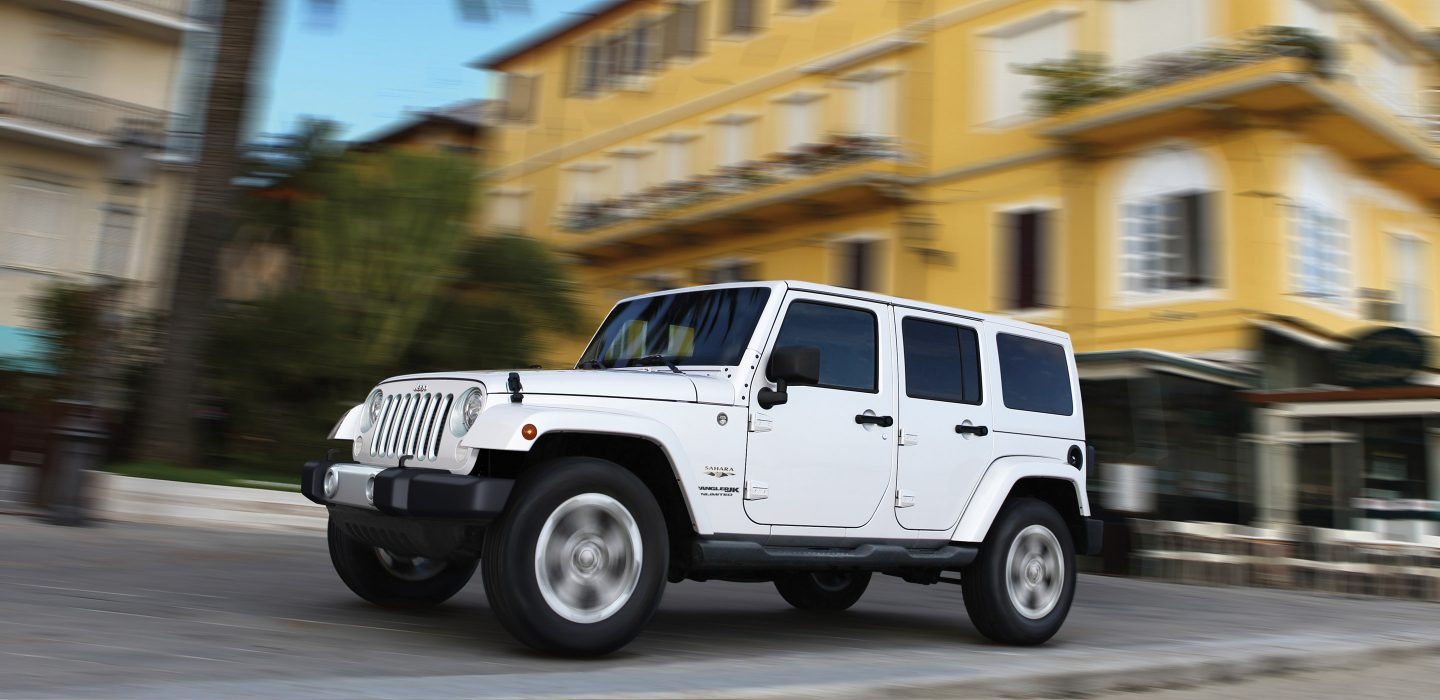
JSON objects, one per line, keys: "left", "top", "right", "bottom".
{"left": 690, "top": 539, "right": 979, "bottom": 574}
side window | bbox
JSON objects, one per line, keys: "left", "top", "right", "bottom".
{"left": 996, "top": 333, "right": 1073, "bottom": 415}
{"left": 772, "top": 301, "right": 877, "bottom": 392}
{"left": 902, "top": 317, "right": 982, "bottom": 404}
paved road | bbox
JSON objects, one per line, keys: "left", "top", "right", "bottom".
{"left": 1, "top": 515, "right": 1437, "bottom": 699}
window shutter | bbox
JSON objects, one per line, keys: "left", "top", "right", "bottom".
{"left": 676, "top": 2, "right": 703, "bottom": 58}
{"left": 503, "top": 74, "right": 536, "bottom": 121}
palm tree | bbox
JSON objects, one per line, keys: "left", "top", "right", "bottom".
{"left": 136, "top": 1, "right": 527, "bottom": 467}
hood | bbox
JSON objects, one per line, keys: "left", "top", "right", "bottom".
{"left": 384, "top": 369, "right": 737, "bottom": 405}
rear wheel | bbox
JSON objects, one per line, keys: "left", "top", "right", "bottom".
{"left": 774, "top": 571, "right": 871, "bottom": 610}
{"left": 327, "top": 518, "right": 477, "bottom": 608}
{"left": 961, "top": 498, "right": 1076, "bottom": 645}
{"left": 482, "top": 457, "right": 668, "bottom": 656}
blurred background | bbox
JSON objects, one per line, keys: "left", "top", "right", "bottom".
{"left": 1, "top": 0, "right": 1439, "bottom": 599}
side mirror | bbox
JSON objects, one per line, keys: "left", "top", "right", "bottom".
{"left": 758, "top": 346, "right": 820, "bottom": 409}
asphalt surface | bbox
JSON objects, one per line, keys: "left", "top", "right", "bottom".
{"left": 1, "top": 514, "right": 1437, "bottom": 699}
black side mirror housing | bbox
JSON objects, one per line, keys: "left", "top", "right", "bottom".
{"left": 758, "top": 346, "right": 821, "bottom": 409}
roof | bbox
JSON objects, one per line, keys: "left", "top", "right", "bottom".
{"left": 616, "top": 280, "right": 1071, "bottom": 341}
{"left": 470, "top": 0, "right": 638, "bottom": 70}
{"left": 352, "top": 99, "right": 495, "bottom": 146}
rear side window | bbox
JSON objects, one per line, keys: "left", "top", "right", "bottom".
{"left": 902, "top": 317, "right": 982, "bottom": 404}
{"left": 996, "top": 333, "right": 1073, "bottom": 415}
{"left": 773, "top": 301, "right": 877, "bottom": 392}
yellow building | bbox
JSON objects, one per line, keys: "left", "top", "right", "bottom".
{"left": 480, "top": 1, "right": 1440, "bottom": 534}
{"left": 0, "top": 0, "right": 209, "bottom": 366}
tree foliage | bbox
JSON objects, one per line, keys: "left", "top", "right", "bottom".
{"left": 209, "top": 149, "right": 580, "bottom": 473}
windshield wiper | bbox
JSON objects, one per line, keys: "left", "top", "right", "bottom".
{"left": 634, "top": 354, "right": 685, "bottom": 374}
{"left": 577, "top": 359, "right": 605, "bottom": 370}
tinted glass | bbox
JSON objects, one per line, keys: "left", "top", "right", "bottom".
{"left": 579, "top": 287, "right": 771, "bottom": 368}
{"left": 902, "top": 318, "right": 981, "bottom": 404}
{"left": 773, "top": 301, "right": 876, "bottom": 392}
{"left": 997, "top": 333, "right": 1073, "bottom": 415}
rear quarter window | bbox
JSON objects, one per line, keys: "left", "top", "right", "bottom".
{"left": 996, "top": 333, "right": 1073, "bottom": 416}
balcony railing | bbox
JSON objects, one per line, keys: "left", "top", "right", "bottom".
{"left": 1021, "top": 27, "right": 1336, "bottom": 118}
{"left": 559, "top": 134, "right": 905, "bottom": 232}
{"left": 101, "top": 0, "right": 193, "bottom": 22}
{"left": 0, "top": 75, "right": 168, "bottom": 143}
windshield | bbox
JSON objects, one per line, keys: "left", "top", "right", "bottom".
{"left": 578, "top": 287, "right": 772, "bottom": 368}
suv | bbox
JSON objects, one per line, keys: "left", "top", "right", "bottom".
{"left": 302, "top": 281, "right": 1101, "bottom": 656}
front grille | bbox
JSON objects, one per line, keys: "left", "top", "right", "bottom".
{"left": 371, "top": 391, "right": 454, "bottom": 462}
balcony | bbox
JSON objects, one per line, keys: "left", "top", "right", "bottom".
{"left": 1028, "top": 27, "right": 1440, "bottom": 201}
{"left": 14, "top": 0, "right": 207, "bottom": 36}
{"left": 556, "top": 134, "right": 913, "bottom": 259}
{"left": 0, "top": 76, "right": 169, "bottom": 149}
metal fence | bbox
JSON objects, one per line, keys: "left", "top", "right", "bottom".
{"left": 0, "top": 76, "right": 168, "bottom": 143}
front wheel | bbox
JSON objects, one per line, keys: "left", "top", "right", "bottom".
{"left": 327, "top": 519, "right": 478, "bottom": 608}
{"left": 482, "top": 457, "right": 668, "bottom": 656}
{"left": 774, "top": 571, "right": 871, "bottom": 610}
{"left": 961, "top": 498, "right": 1076, "bottom": 645}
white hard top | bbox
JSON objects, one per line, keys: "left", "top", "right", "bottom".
{"left": 620, "top": 280, "right": 1069, "bottom": 340}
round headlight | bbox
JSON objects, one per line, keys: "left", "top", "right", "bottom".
{"left": 452, "top": 387, "right": 484, "bottom": 436}
{"left": 361, "top": 389, "right": 383, "bottom": 433}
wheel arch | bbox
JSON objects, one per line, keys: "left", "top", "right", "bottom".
{"left": 951, "top": 456, "right": 1090, "bottom": 548}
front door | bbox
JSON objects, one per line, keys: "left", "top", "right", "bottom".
{"left": 893, "top": 309, "right": 993, "bottom": 531}
{"left": 744, "top": 292, "right": 895, "bottom": 528}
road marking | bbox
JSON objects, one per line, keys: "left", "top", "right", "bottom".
{"left": 4, "top": 582, "right": 142, "bottom": 597}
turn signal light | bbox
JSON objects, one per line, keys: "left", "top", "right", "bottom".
{"left": 521, "top": 423, "right": 538, "bottom": 440}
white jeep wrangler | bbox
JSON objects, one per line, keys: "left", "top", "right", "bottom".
{"left": 303, "top": 281, "right": 1101, "bottom": 655}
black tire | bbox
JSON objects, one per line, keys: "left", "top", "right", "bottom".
{"left": 961, "top": 498, "right": 1076, "bottom": 645}
{"left": 482, "top": 456, "right": 668, "bottom": 656}
{"left": 326, "top": 518, "right": 478, "bottom": 609}
{"left": 774, "top": 571, "right": 872, "bottom": 610}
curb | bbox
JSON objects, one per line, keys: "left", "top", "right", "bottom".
{"left": 88, "top": 471, "right": 325, "bottom": 533}
{"left": 56, "top": 631, "right": 1440, "bottom": 699}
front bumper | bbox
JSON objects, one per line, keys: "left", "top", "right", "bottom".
{"left": 300, "top": 458, "right": 513, "bottom": 520}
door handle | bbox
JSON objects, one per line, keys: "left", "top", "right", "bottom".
{"left": 855, "top": 414, "right": 894, "bottom": 427}
{"left": 954, "top": 424, "right": 990, "bottom": 436}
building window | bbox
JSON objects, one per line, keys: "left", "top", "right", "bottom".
{"left": 724, "top": 0, "right": 761, "bottom": 36}
{"left": 611, "top": 151, "right": 653, "bottom": 196}
{"left": 567, "top": 166, "right": 606, "bottom": 205}
{"left": 983, "top": 10, "right": 1077, "bottom": 122}
{"left": 713, "top": 116, "right": 755, "bottom": 167}
{"left": 845, "top": 72, "right": 896, "bottom": 137}
{"left": 1391, "top": 234, "right": 1428, "bottom": 327}
{"left": 699, "top": 260, "right": 755, "bottom": 284}
{"left": 94, "top": 205, "right": 136, "bottom": 278}
{"left": 658, "top": 134, "right": 697, "bottom": 182}
{"left": 1003, "top": 208, "right": 1053, "bottom": 310}
{"left": 1117, "top": 145, "right": 1218, "bottom": 297}
{"left": 502, "top": 74, "right": 537, "bottom": 122}
{"left": 489, "top": 190, "right": 528, "bottom": 231}
{"left": 784, "top": 0, "right": 827, "bottom": 12}
{"left": 837, "top": 238, "right": 878, "bottom": 291}
{"left": 4, "top": 180, "right": 71, "bottom": 271}
{"left": 1287, "top": 0, "right": 1338, "bottom": 38}
{"left": 1290, "top": 147, "right": 1351, "bottom": 304}
{"left": 777, "top": 93, "right": 823, "bottom": 152}
{"left": 1360, "top": 34, "right": 1417, "bottom": 115}
{"left": 1105, "top": 0, "right": 1210, "bottom": 65}
{"left": 664, "top": 2, "right": 705, "bottom": 59}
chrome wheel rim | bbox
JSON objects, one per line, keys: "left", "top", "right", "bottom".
{"left": 1005, "top": 524, "right": 1064, "bottom": 620}
{"left": 374, "top": 549, "right": 447, "bottom": 582}
{"left": 535, "top": 493, "right": 642, "bottom": 624}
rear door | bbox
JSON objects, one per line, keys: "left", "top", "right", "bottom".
{"left": 893, "top": 308, "right": 993, "bottom": 531}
